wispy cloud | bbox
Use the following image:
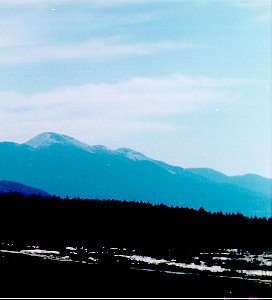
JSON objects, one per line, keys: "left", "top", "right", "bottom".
{"left": 0, "top": 0, "right": 176, "bottom": 6}
{"left": 0, "top": 0, "right": 194, "bottom": 66}
{"left": 235, "top": 1, "right": 272, "bottom": 22}
{"left": 0, "top": 37, "right": 196, "bottom": 64}
{"left": 0, "top": 74, "right": 250, "bottom": 144}
{"left": 254, "top": 11, "right": 272, "bottom": 22}
{"left": 0, "top": 18, "right": 33, "bottom": 48}
{"left": 235, "top": 1, "right": 271, "bottom": 10}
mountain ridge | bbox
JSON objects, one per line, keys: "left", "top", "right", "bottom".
{"left": 1, "top": 132, "right": 271, "bottom": 217}
{"left": 0, "top": 180, "right": 50, "bottom": 197}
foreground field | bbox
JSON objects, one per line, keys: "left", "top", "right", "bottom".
{"left": 0, "top": 246, "right": 271, "bottom": 298}
{"left": 0, "top": 194, "right": 271, "bottom": 297}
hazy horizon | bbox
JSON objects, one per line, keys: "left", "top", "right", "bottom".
{"left": 0, "top": 0, "right": 271, "bottom": 177}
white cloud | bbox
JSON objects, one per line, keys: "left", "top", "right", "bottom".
{"left": 235, "top": 1, "right": 272, "bottom": 22}
{"left": 0, "top": 75, "right": 230, "bottom": 118}
{"left": 236, "top": 1, "right": 271, "bottom": 10}
{"left": 0, "top": 18, "right": 33, "bottom": 48}
{"left": 254, "top": 11, "right": 272, "bottom": 22}
{"left": 0, "top": 74, "right": 248, "bottom": 144}
{"left": 0, "top": 0, "right": 176, "bottom": 6}
{"left": 0, "top": 37, "right": 195, "bottom": 64}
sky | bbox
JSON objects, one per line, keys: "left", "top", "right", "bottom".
{"left": 0, "top": 0, "right": 271, "bottom": 177}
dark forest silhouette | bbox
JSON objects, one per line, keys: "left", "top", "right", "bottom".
{"left": 0, "top": 193, "right": 271, "bottom": 255}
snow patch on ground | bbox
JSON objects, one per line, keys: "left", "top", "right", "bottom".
{"left": 117, "top": 254, "right": 229, "bottom": 273}
{"left": 20, "top": 249, "right": 60, "bottom": 255}
{"left": 116, "top": 254, "right": 272, "bottom": 278}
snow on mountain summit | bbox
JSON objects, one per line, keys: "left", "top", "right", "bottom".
{"left": 24, "top": 132, "right": 95, "bottom": 152}
{"left": 24, "top": 132, "right": 149, "bottom": 159}
{"left": 23, "top": 133, "right": 178, "bottom": 174}
{"left": 115, "top": 148, "right": 183, "bottom": 174}
{"left": 24, "top": 132, "right": 116, "bottom": 155}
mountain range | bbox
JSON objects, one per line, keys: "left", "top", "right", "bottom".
{"left": 0, "top": 132, "right": 271, "bottom": 217}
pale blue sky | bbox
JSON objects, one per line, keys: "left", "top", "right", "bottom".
{"left": 0, "top": 0, "right": 271, "bottom": 177}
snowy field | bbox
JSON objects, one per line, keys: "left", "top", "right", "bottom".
{"left": 1, "top": 244, "right": 271, "bottom": 284}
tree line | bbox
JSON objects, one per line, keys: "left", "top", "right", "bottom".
{"left": 0, "top": 193, "right": 271, "bottom": 256}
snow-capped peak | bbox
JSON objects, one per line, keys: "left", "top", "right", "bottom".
{"left": 23, "top": 132, "right": 182, "bottom": 175}
{"left": 24, "top": 132, "right": 94, "bottom": 151}
{"left": 24, "top": 132, "right": 115, "bottom": 154}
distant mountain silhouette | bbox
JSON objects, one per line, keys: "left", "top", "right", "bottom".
{"left": 0, "top": 180, "right": 50, "bottom": 197}
{"left": 0, "top": 132, "right": 271, "bottom": 217}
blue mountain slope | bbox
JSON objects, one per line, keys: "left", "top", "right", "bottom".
{"left": 187, "top": 168, "right": 272, "bottom": 199}
{"left": 0, "top": 132, "right": 271, "bottom": 217}
{"left": 0, "top": 179, "right": 50, "bottom": 197}
{"left": 187, "top": 168, "right": 229, "bottom": 183}
{"left": 229, "top": 174, "right": 272, "bottom": 198}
